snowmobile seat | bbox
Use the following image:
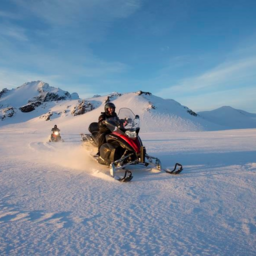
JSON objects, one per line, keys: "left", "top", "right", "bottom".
{"left": 89, "top": 122, "right": 99, "bottom": 136}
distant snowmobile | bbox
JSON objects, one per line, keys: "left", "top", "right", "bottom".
{"left": 49, "top": 130, "right": 62, "bottom": 142}
{"left": 81, "top": 108, "right": 183, "bottom": 182}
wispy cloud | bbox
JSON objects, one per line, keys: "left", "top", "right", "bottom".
{"left": 0, "top": 38, "right": 129, "bottom": 95}
{"left": 15, "top": 0, "right": 142, "bottom": 27}
{"left": 0, "top": 10, "right": 21, "bottom": 19}
{"left": 0, "top": 0, "right": 138, "bottom": 93}
{"left": 154, "top": 48, "right": 256, "bottom": 112}
{"left": 157, "top": 56, "right": 256, "bottom": 96}
{"left": 0, "top": 23, "right": 28, "bottom": 41}
{"left": 13, "top": 0, "right": 142, "bottom": 45}
{"left": 179, "top": 86, "right": 256, "bottom": 113}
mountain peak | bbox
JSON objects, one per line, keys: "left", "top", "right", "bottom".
{"left": 0, "top": 80, "right": 79, "bottom": 111}
{"left": 198, "top": 106, "right": 256, "bottom": 129}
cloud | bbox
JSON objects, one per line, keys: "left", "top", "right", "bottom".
{"left": 0, "top": 0, "right": 142, "bottom": 48}
{"left": 0, "top": 47, "right": 129, "bottom": 86}
{"left": 0, "top": 10, "right": 21, "bottom": 19}
{"left": 0, "top": 0, "right": 136, "bottom": 92}
{"left": 157, "top": 56, "right": 256, "bottom": 96}
{"left": 0, "top": 42, "right": 129, "bottom": 95}
{"left": 154, "top": 47, "right": 256, "bottom": 113}
{"left": 178, "top": 86, "right": 256, "bottom": 113}
{"left": 0, "top": 23, "right": 28, "bottom": 41}
{"left": 14, "top": 0, "right": 142, "bottom": 27}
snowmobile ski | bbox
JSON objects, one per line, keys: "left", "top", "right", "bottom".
{"left": 84, "top": 148, "right": 133, "bottom": 182}
{"left": 110, "top": 163, "right": 133, "bottom": 182}
{"left": 116, "top": 170, "right": 133, "bottom": 182}
{"left": 164, "top": 163, "right": 183, "bottom": 175}
{"left": 146, "top": 155, "right": 183, "bottom": 175}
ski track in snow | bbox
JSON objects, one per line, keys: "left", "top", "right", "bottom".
{"left": 0, "top": 130, "right": 256, "bottom": 255}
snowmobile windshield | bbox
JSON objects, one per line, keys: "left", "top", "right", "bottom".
{"left": 118, "top": 108, "right": 140, "bottom": 130}
{"left": 104, "top": 120, "right": 124, "bottom": 134}
{"left": 104, "top": 116, "right": 121, "bottom": 132}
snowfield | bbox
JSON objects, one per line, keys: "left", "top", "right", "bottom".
{"left": 0, "top": 127, "right": 256, "bottom": 255}
{"left": 0, "top": 82, "right": 256, "bottom": 255}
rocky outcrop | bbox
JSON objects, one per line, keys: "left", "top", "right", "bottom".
{"left": 71, "top": 100, "right": 93, "bottom": 116}
{"left": 104, "top": 92, "right": 122, "bottom": 103}
{"left": 44, "top": 91, "right": 70, "bottom": 102}
{"left": 184, "top": 107, "right": 197, "bottom": 117}
{"left": 40, "top": 112, "right": 53, "bottom": 121}
{"left": 137, "top": 90, "right": 152, "bottom": 96}
{"left": 137, "top": 91, "right": 153, "bottom": 111}
{"left": 1, "top": 107, "right": 15, "bottom": 120}
{"left": 187, "top": 109, "right": 197, "bottom": 116}
{"left": 19, "top": 102, "right": 42, "bottom": 113}
{"left": 0, "top": 88, "right": 9, "bottom": 99}
{"left": 147, "top": 102, "right": 156, "bottom": 110}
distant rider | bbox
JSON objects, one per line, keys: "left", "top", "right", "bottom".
{"left": 51, "top": 124, "right": 60, "bottom": 140}
{"left": 51, "top": 124, "right": 60, "bottom": 133}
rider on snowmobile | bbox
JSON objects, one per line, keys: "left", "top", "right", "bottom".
{"left": 96, "top": 102, "right": 120, "bottom": 156}
{"left": 51, "top": 124, "right": 60, "bottom": 133}
{"left": 51, "top": 124, "right": 60, "bottom": 141}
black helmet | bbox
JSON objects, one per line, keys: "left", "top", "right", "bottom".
{"left": 104, "top": 102, "right": 115, "bottom": 113}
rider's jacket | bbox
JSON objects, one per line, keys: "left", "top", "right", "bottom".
{"left": 51, "top": 127, "right": 60, "bottom": 133}
{"left": 98, "top": 112, "right": 119, "bottom": 133}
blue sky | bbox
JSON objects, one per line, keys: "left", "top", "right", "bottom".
{"left": 0, "top": 0, "right": 256, "bottom": 113}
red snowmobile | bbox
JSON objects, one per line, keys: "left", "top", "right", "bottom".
{"left": 50, "top": 130, "right": 62, "bottom": 142}
{"left": 81, "top": 108, "right": 182, "bottom": 182}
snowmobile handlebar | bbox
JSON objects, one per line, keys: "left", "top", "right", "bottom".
{"left": 104, "top": 120, "right": 121, "bottom": 132}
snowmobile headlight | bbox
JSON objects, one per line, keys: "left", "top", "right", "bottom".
{"left": 54, "top": 131, "right": 59, "bottom": 135}
{"left": 125, "top": 130, "right": 137, "bottom": 139}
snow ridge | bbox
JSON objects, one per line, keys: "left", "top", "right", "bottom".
{"left": 1, "top": 81, "right": 256, "bottom": 131}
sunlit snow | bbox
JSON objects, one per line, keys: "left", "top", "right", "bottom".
{"left": 0, "top": 82, "right": 256, "bottom": 255}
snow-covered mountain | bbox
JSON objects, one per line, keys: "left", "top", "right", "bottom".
{"left": 0, "top": 81, "right": 79, "bottom": 123}
{"left": 198, "top": 106, "right": 256, "bottom": 129}
{"left": 0, "top": 81, "right": 78, "bottom": 107}
{"left": 1, "top": 81, "right": 256, "bottom": 131}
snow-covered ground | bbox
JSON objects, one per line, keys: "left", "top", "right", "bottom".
{"left": 1, "top": 128, "right": 256, "bottom": 255}
{"left": 1, "top": 82, "right": 256, "bottom": 255}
